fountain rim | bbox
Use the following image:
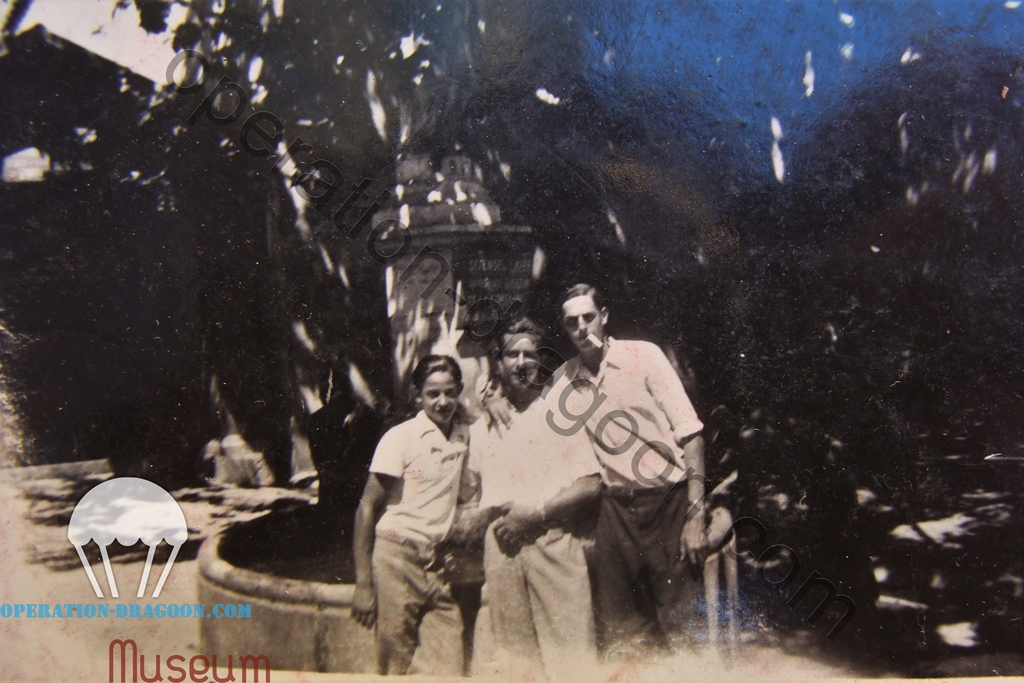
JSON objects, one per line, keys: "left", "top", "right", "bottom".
{"left": 198, "top": 529, "right": 355, "bottom": 607}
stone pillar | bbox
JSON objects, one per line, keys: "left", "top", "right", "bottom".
{"left": 374, "top": 155, "right": 538, "bottom": 412}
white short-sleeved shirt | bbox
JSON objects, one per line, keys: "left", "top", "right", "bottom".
{"left": 370, "top": 411, "right": 470, "bottom": 546}
{"left": 543, "top": 338, "right": 704, "bottom": 489}
{"left": 468, "top": 398, "right": 601, "bottom": 510}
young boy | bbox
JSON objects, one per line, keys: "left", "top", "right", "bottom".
{"left": 351, "top": 355, "right": 471, "bottom": 676}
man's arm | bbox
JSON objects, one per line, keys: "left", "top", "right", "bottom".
{"left": 644, "top": 343, "right": 704, "bottom": 448}
{"left": 351, "top": 472, "right": 393, "bottom": 628}
{"left": 493, "top": 473, "right": 601, "bottom": 548}
{"left": 679, "top": 432, "right": 709, "bottom": 568}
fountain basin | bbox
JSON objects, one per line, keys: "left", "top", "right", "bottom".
{"left": 198, "top": 513, "right": 374, "bottom": 673}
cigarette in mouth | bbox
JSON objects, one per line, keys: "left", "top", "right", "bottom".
{"left": 587, "top": 333, "right": 604, "bottom": 348}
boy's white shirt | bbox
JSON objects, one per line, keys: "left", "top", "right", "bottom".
{"left": 369, "top": 410, "right": 471, "bottom": 546}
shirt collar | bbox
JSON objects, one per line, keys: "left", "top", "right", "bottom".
{"left": 413, "top": 409, "right": 469, "bottom": 443}
{"left": 602, "top": 336, "right": 623, "bottom": 370}
{"left": 565, "top": 336, "right": 621, "bottom": 381}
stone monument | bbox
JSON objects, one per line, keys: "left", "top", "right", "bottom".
{"left": 374, "top": 154, "right": 539, "bottom": 410}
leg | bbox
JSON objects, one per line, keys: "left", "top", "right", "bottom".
{"left": 470, "top": 584, "right": 496, "bottom": 676}
{"left": 372, "top": 538, "right": 427, "bottom": 675}
{"left": 643, "top": 487, "right": 698, "bottom": 640}
{"left": 409, "top": 573, "right": 464, "bottom": 677}
{"left": 482, "top": 523, "right": 544, "bottom": 675}
{"left": 592, "top": 494, "right": 662, "bottom": 655}
{"left": 524, "top": 532, "right": 598, "bottom": 679}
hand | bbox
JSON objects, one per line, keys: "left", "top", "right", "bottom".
{"left": 449, "top": 504, "right": 510, "bottom": 544}
{"left": 493, "top": 504, "right": 543, "bottom": 554}
{"left": 483, "top": 393, "right": 514, "bottom": 431}
{"left": 680, "top": 515, "right": 709, "bottom": 571}
{"left": 351, "top": 584, "right": 377, "bottom": 629}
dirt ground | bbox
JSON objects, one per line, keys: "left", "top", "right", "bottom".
{"left": 0, "top": 469, "right": 1005, "bottom": 683}
{"left": 1, "top": 472, "right": 203, "bottom": 682}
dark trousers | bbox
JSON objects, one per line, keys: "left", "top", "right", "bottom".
{"left": 592, "top": 484, "right": 700, "bottom": 654}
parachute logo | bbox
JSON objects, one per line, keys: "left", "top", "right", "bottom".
{"left": 67, "top": 477, "right": 188, "bottom": 599}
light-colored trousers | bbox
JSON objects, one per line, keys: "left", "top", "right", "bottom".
{"left": 372, "top": 536, "right": 464, "bottom": 676}
{"left": 476, "top": 524, "right": 597, "bottom": 680}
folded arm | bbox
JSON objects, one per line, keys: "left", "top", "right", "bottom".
{"left": 493, "top": 473, "right": 602, "bottom": 549}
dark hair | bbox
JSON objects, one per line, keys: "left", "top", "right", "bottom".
{"left": 562, "top": 283, "right": 604, "bottom": 311}
{"left": 489, "top": 316, "right": 545, "bottom": 355}
{"left": 410, "top": 355, "right": 463, "bottom": 392}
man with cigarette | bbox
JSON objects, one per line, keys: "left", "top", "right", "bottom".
{"left": 543, "top": 283, "right": 709, "bottom": 656}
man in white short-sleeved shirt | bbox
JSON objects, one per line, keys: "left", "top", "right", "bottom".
{"left": 370, "top": 411, "right": 470, "bottom": 547}
{"left": 351, "top": 356, "right": 470, "bottom": 676}
{"left": 463, "top": 318, "right": 601, "bottom": 680}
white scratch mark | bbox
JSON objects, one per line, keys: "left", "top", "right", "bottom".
{"left": 839, "top": 11, "right": 855, "bottom": 27}
{"left": 292, "top": 321, "right": 316, "bottom": 353}
{"left": 901, "top": 47, "right": 922, "bottom": 64}
{"left": 877, "top": 595, "right": 929, "bottom": 611}
{"left": 3, "top": 147, "right": 50, "bottom": 182}
{"left": 905, "top": 186, "right": 919, "bottom": 206}
{"left": 532, "top": 246, "right": 546, "bottom": 280}
{"left": 962, "top": 152, "right": 980, "bottom": 193}
{"left": 426, "top": 190, "right": 442, "bottom": 203}
{"left": 471, "top": 203, "right": 493, "bottom": 226}
{"left": 900, "top": 127, "right": 909, "bottom": 154}
{"left": 803, "top": 51, "right": 815, "bottom": 97}
{"left": 1006, "top": 1, "right": 1021, "bottom": 8}
{"left": 890, "top": 524, "right": 925, "bottom": 542}
{"left": 983, "top": 149, "right": 997, "bottom": 174}
{"left": 336, "top": 55, "right": 345, "bottom": 65}
{"left": 771, "top": 116, "right": 783, "bottom": 140}
{"left": 771, "top": 141, "right": 785, "bottom": 183}
{"left": 366, "top": 71, "right": 387, "bottom": 141}
{"left": 400, "top": 32, "right": 430, "bottom": 60}
{"left": 477, "top": 19, "right": 485, "bottom": 33}
{"left": 318, "top": 245, "right": 334, "bottom": 273}
{"left": 499, "top": 162, "right": 511, "bottom": 180}
{"left": 607, "top": 209, "right": 626, "bottom": 245}
{"left": 248, "top": 56, "right": 263, "bottom": 83}
{"left": 535, "top": 88, "right": 561, "bottom": 105}
{"left": 936, "top": 622, "right": 978, "bottom": 648}
{"left": 399, "top": 204, "right": 410, "bottom": 227}
{"left": 870, "top": 245, "right": 881, "bottom": 253}
{"left": 840, "top": 43, "right": 854, "bottom": 60}
{"left": 75, "top": 127, "right": 98, "bottom": 144}
{"left": 603, "top": 48, "right": 615, "bottom": 65}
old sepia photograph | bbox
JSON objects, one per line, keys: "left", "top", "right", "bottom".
{"left": 1, "top": 0, "right": 1022, "bottom": 681}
